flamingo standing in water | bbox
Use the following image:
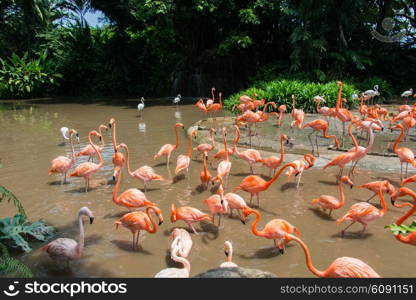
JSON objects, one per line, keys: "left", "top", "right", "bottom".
{"left": 195, "top": 99, "right": 208, "bottom": 113}
{"left": 207, "top": 91, "right": 223, "bottom": 118}
{"left": 220, "top": 241, "right": 238, "bottom": 268}
{"left": 77, "top": 124, "right": 107, "bottom": 162}
{"left": 358, "top": 180, "right": 395, "bottom": 203}
{"left": 336, "top": 184, "right": 388, "bottom": 236}
{"left": 311, "top": 176, "right": 353, "bottom": 216}
{"left": 154, "top": 237, "right": 190, "bottom": 278}
{"left": 285, "top": 154, "right": 315, "bottom": 189}
{"left": 335, "top": 82, "right": 353, "bottom": 147}
{"left": 109, "top": 118, "right": 125, "bottom": 179}
{"left": 242, "top": 207, "right": 300, "bottom": 254}
{"left": 69, "top": 131, "right": 103, "bottom": 192}
{"left": 214, "top": 128, "right": 232, "bottom": 185}
{"left": 137, "top": 97, "right": 145, "bottom": 117}
{"left": 223, "top": 191, "right": 249, "bottom": 222}
{"left": 204, "top": 179, "right": 228, "bottom": 227}
{"left": 314, "top": 96, "right": 333, "bottom": 125}
{"left": 170, "top": 203, "right": 212, "bottom": 235}
{"left": 173, "top": 94, "right": 182, "bottom": 106}
{"left": 401, "top": 88, "right": 413, "bottom": 104}
{"left": 389, "top": 187, "right": 416, "bottom": 246}
{"left": 199, "top": 152, "right": 211, "bottom": 190}
{"left": 112, "top": 171, "right": 156, "bottom": 211}
{"left": 260, "top": 134, "right": 289, "bottom": 177}
{"left": 119, "top": 143, "right": 164, "bottom": 192}
{"left": 49, "top": 129, "right": 79, "bottom": 184}
{"left": 42, "top": 207, "right": 94, "bottom": 264}
{"left": 115, "top": 206, "right": 163, "bottom": 250}
{"left": 154, "top": 123, "right": 184, "bottom": 166}
{"left": 206, "top": 87, "right": 216, "bottom": 109}
{"left": 234, "top": 162, "right": 298, "bottom": 207}
{"left": 169, "top": 228, "right": 193, "bottom": 258}
{"left": 277, "top": 104, "right": 286, "bottom": 127}
{"left": 60, "top": 127, "right": 80, "bottom": 144}
{"left": 302, "top": 119, "right": 340, "bottom": 156}
{"left": 194, "top": 128, "right": 216, "bottom": 160}
{"left": 284, "top": 233, "right": 380, "bottom": 277}
{"left": 290, "top": 95, "right": 305, "bottom": 129}
{"left": 175, "top": 130, "right": 197, "bottom": 176}
{"left": 233, "top": 125, "right": 263, "bottom": 174}
{"left": 390, "top": 123, "right": 416, "bottom": 181}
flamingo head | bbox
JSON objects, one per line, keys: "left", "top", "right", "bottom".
{"left": 337, "top": 81, "right": 343, "bottom": 87}
{"left": 170, "top": 204, "right": 177, "bottom": 223}
{"left": 150, "top": 206, "right": 163, "bottom": 225}
{"left": 224, "top": 241, "right": 233, "bottom": 257}
{"left": 109, "top": 118, "right": 115, "bottom": 128}
{"left": 390, "top": 187, "right": 411, "bottom": 206}
{"left": 390, "top": 123, "right": 403, "bottom": 132}
{"left": 279, "top": 104, "right": 287, "bottom": 112}
{"left": 340, "top": 176, "right": 354, "bottom": 189}
{"left": 79, "top": 207, "right": 94, "bottom": 224}
{"left": 176, "top": 122, "right": 184, "bottom": 129}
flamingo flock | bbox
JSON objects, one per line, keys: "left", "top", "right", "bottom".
{"left": 44, "top": 85, "right": 416, "bottom": 278}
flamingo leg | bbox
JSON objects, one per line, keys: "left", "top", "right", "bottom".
{"left": 307, "top": 131, "right": 314, "bottom": 155}
{"left": 189, "top": 223, "right": 199, "bottom": 235}
{"left": 406, "top": 163, "right": 409, "bottom": 179}
{"left": 250, "top": 194, "right": 253, "bottom": 205}
{"left": 341, "top": 221, "right": 356, "bottom": 236}
{"left": 132, "top": 232, "right": 136, "bottom": 250}
{"left": 136, "top": 231, "right": 141, "bottom": 248}
{"left": 365, "top": 193, "right": 377, "bottom": 202}
{"left": 257, "top": 194, "right": 260, "bottom": 207}
{"left": 315, "top": 132, "right": 320, "bottom": 157}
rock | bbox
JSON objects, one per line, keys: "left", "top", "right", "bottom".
{"left": 193, "top": 267, "right": 278, "bottom": 278}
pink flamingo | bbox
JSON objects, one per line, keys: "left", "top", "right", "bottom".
{"left": 194, "top": 128, "right": 216, "bottom": 160}
{"left": 285, "top": 154, "right": 315, "bottom": 189}
{"left": 169, "top": 228, "right": 193, "bottom": 258}
{"left": 48, "top": 128, "right": 79, "bottom": 184}
{"left": 220, "top": 241, "right": 238, "bottom": 268}
{"left": 260, "top": 134, "right": 288, "bottom": 177}
{"left": 284, "top": 233, "right": 380, "bottom": 277}
{"left": 214, "top": 127, "right": 232, "bottom": 185}
{"left": 302, "top": 119, "right": 340, "bottom": 157}
{"left": 109, "top": 118, "right": 125, "bottom": 179}
{"left": 335, "top": 82, "right": 353, "bottom": 147}
{"left": 277, "top": 104, "right": 286, "bottom": 127}
{"left": 170, "top": 203, "right": 212, "bottom": 235}
{"left": 42, "top": 207, "right": 94, "bottom": 264}
{"left": 154, "top": 123, "right": 184, "bottom": 166}
{"left": 358, "top": 180, "right": 395, "bottom": 203}
{"left": 206, "top": 87, "right": 216, "bottom": 109}
{"left": 390, "top": 123, "right": 416, "bottom": 181}
{"left": 199, "top": 152, "right": 212, "bottom": 189}
{"left": 336, "top": 183, "right": 388, "bottom": 236}
{"left": 233, "top": 125, "right": 263, "bottom": 174}
{"left": 119, "top": 143, "right": 164, "bottom": 192}
{"left": 224, "top": 192, "right": 249, "bottom": 222}
{"left": 311, "top": 176, "right": 353, "bottom": 216}
{"left": 195, "top": 99, "right": 208, "bottom": 113}
{"left": 290, "top": 95, "right": 305, "bottom": 129}
{"left": 203, "top": 179, "right": 228, "bottom": 226}
{"left": 77, "top": 124, "right": 107, "bottom": 162}
{"left": 175, "top": 130, "right": 197, "bottom": 176}
{"left": 69, "top": 130, "right": 103, "bottom": 192}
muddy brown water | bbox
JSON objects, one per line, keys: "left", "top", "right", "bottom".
{"left": 0, "top": 101, "right": 414, "bottom": 278}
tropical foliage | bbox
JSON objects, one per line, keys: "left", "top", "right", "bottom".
{"left": 385, "top": 221, "right": 416, "bottom": 235}
{"left": 0, "top": 243, "right": 33, "bottom": 278}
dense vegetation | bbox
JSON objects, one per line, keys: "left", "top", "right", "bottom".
{"left": 0, "top": 0, "right": 415, "bottom": 99}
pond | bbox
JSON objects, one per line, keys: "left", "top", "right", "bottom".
{"left": 0, "top": 99, "right": 413, "bottom": 277}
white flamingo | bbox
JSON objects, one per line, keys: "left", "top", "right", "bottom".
{"left": 42, "top": 207, "right": 94, "bottom": 265}
{"left": 401, "top": 88, "right": 413, "bottom": 104}
{"left": 137, "top": 97, "right": 145, "bottom": 117}
{"left": 154, "top": 236, "right": 190, "bottom": 278}
{"left": 220, "top": 241, "right": 238, "bottom": 268}
{"left": 173, "top": 94, "right": 182, "bottom": 106}
{"left": 363, "top": 85, "right": 379, "bottom": 104}
{"left": 61, "top": 127, "right": 80, "bottom": 144}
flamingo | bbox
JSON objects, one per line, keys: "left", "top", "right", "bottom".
{"left": 119, "top": 143, "right": 164, "bottom": 192}
{"left": 115, "top": 206, "right": 163, "bottom": 250}
{"left": 199, "top": 152, "right": 211, "bottom": 190}
{"left": 233, "top": 125, "right": 263, "bottom": 174}
{"left": 284, "top": 233, "right": 380, "bottom": 277}
{"left": 60, "top": 127, "right": 79, "bottom": 144}
{"left": 214, "top": 127, "right": 232, "bottom": 185}
{"left": 390, "top": 123, "right": 416, "bottom": 181}
{"left": 260, "top": 134, "right": 288, "bottom": 177}
{"left": 399, "top": 104, "right": 412, "bottom": 112}
{"left": 207, "top": 91, "right": 223, "bottom": 116}
{"left": 137, "top": 97, "right": 145, "bottom": 117}
{"left": 48, "top": 129, "right": 79, "bottom": 184}
{"left": 401, "top": 88, "right": 413, "bottom": 104}
{"left": 314, "top": 96, "right": 333, "bottom": 125}
{"left": 242, "top": 207, "right": 300, "bottom": 254}
{"left": 42, "top": 207, "right": 94, "bottom": 264}
{"left": 302, "top": 119, "right": 340, "bottom": 156}
{"left": 154, "top": 237, "right": 190, "bottom": 278}
{"left": 336, "top": 184, "right": 388, "bottom": 236}
{"left": 109, "top": 118, "right": 125, "bottom": 179}
{"left": 311, "top": 176, "right": 353, "bottom": 216}
{"left": 389, "top": 187, "right": 416, "bottom": 246}
{"left": 173, "top": 94, "right": 182, "bottom": 106}
{"left": 358, "top": 180, "right": 395, "bottom": 203}
{"left": 69, "top": 130, "right": 103, "bottom": 192}
{"left": 285, "top": 154, "right": 315, "bottom": 189}
{"left": 239, "top": 94, "right": 253, "bottom": 104}
{"left": 335, "top": 82, "right": 353, "bottom": 147}
{"left": 347, "top": 121, "right": 376, "bottom": 176}
{"left": 358, "top": 94, "right": 368, "bottom": 119}
{"left": 194, "top": 128, "right": 216, "bottom": 160}
{"left": 77, "top": 124, "right": 107, "bottom": 162}
{"left": 211, "top": 130, "right": 237, "bottom": 167}
{"left": 112, "top": 171, "right": 156, "bottom": 211}
{"left": 170, "top": 203, "right": 212, "bottom": 235}
{"left": 252, "top": 98, "right": 266, "bottom": 111}
{"left": 154, "top": 123, "right": 184, "bottom": 166}
{"left": 401, "top": 115, "right": 416, "bottom": 141}
{"left": 290, "top": 95, "right": 305, "bottom": 129}
{"left": 203, "top": 179, "right": 228, "bottom": 226}
{"left": 223, "top": 191, "right": 249, "bottom": 222}
{"left": 277, "top": 104, "right": 286, "bottom": 127}
{"left": 206, "top": 87, "right": 216, "bottom": 109}
{"left": 195, "top": 99, "right": 208, "bottom": 113}
{"left": 220, "top": 241, "right": 238, "bottom": 268}
{"left": 234, "top": 162, "right": 298, "bottom": 207}
{"left": 363, "top": 85, "right": 380, "bottom": 105}
{"left": 169, "top": 228, "right": 193, "bottom": 258}
{"left": 175, "top": 130, "right": 197, "bottom": 176}
{"left": 401, "top": 174, "right": 416, "bottom": 186}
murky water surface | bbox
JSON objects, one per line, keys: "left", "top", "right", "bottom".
{"left": 0, "top": 100, "right": 414, "bottom": 277}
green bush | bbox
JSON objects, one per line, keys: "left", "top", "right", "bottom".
{"left": 0, "top": 52, "right": 61, "bottom": 99}
{"left": 353, "top": 76, "right": 393, "bottom": 98}
{"left": 224, "top": 79, "right": 360, "bottom": 113}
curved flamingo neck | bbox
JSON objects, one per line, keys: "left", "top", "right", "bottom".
{"left": 377, "top": 190, "right": 387, "bottom": 216}
{"left": 316, "top": 101, "right": 321, "bottom": 113}
{"left": 338, "top": 180, "right": 346, "bottom": 207}
{"left": 248, "top": 210, "right": 265, "bottom": 237}
{"left": 304, "top": 155, "right": 314, "bottom": 169}
{"left": 211, "top": 88, "right": 215, "bottom": 103}
{"left": 146, "top": 207, "right": 158, "bottom": 233}
{"left": 76, "top": 213, "right": 85, "bottom": 258}
{"left": 393, "top": 126, "right": 404, "bottom": 153}
{"left": 69, "top": 132, "right": 76, "bottom": 162}
{"left": 290, "top": 235, "right": 325, "bottom": 277}
{"left": 122, "top": 145, "right": 134, "bottom": 177}
{"left": 322, "top": 127, "right": 339, "bottom": 147}
{"left": 187, "top": 133, "right": 193, "bottom": 157}
{"left": 113, "top": 171, "right": 121, "bottom": 204}
{"left": 98, "top": 126, "right": 105, "bottom": 148}
{"left": 262, "top": 102, "right": 274, "bottom": 113}
{"left": 396, "top": 191, "right": 416, "bottom": 225}
{"left": 171, "top": 248, "right": 191, "bottom": 274}
{"left": 88, "top": 133, "right": 103, "bottom": 167}
{"left": 348, "top": 122, "right": 359, "bottom": 151}
{"left": 365, "top": 125, "right": 375, "bottom": 153}
{"left": 265, "top": 162, "right": 297, "bottom": 189}
{"left": 174, "top": 125, "right": 180, "bottom": 149}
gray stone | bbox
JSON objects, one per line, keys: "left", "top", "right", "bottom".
{"left": 194, "top": 267, "right": 278, "bottom": 278}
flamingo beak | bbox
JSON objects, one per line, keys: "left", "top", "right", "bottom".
{"left": 159, "top": 220, "right": 163, "bottom": 226}
{"left": 240, "top": 218, "right": 246, "bottom": 225}
{"left": 350, "top": 184, "right": 354, "bottom": 189}
{"left": 224, "top": 250, "right": 229, "bottom": 257}
{"left": 112, "top": 175, "right": 116, "bottom": 181}
{"left": 89, "top": 217, "right": 94, "bottom": 224}
{"left": 279, "top": 248, "right": 285, "bottom": 255}
{"left": 108, "top": 123, "right": 112, "bottom": 128}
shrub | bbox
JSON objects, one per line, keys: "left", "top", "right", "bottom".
{"left": 224, "top": 79, "right": 360, "bottom": 113}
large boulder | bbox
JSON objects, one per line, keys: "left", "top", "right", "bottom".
{"left": 194, "top": 267, "right": 277, "bottom": 278}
